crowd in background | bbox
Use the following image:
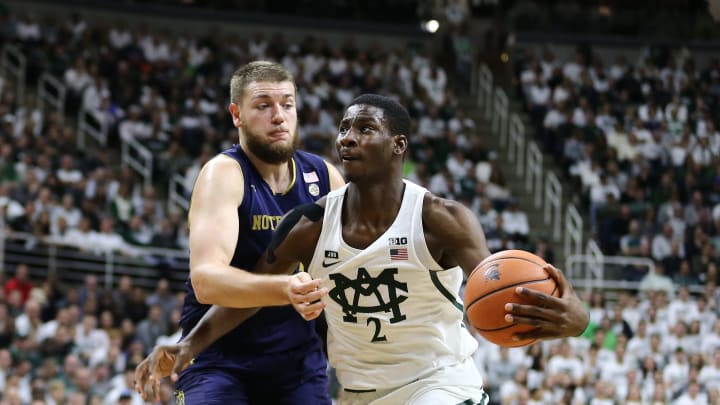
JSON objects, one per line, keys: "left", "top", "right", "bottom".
{"left": 0, "top": 5, "right": 548, "bottom": 405}
{"left": 0, "top": 4, "right": 537, "bottom": 258}
{"left": 515, "top": 46, "right": 720, "bottom": 288}
{"left": 474, "top": 284, "right": 720, "bottom": 405}
{"left": 504, "top": 46, "right": 720, "bottom": 404}
{"left": 4, "top": 2, "right": 720, "bottom": 405}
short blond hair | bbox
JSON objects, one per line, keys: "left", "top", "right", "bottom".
{"left": 229, "top": 61, "right": 295, "bottom": 104}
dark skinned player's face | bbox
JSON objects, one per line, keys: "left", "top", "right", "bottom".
{"left": 336, "top": 104, "right": 395, "bottom": 183}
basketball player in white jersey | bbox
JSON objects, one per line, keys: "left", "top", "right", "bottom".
{"left": 135, "top": 94, "right": 589, "bottom": 404}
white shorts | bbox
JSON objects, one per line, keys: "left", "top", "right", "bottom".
{"left": 338, "top": 357, "right": 488, "bottom": 405}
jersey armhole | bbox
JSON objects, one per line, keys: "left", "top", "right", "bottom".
{"left": 414, "top": 190, "right": 446, "bottom": 272}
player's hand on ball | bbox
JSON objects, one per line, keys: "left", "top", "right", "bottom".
{"left": 504, "top": 264, "right": 589, "bottom": 341}
{"left": 287, "top": 272, "right": 328, "bottom": 320}
{"left": 134, "top": 342, "right": 194, "bottom": 401}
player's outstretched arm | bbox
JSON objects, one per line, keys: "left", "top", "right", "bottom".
{"left": 134, "top": 305, "right": 258, "bottom": 401}
{"left": 422, "top": 194, "right": 588, "bottom": 341}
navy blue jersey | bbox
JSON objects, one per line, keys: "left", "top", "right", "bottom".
{"left": 178, "top": 145, "right": 331, "bottom": 371}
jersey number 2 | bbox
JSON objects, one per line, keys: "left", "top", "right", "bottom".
{"left": 366, "top": 317, "right": 387, "bottom": 342}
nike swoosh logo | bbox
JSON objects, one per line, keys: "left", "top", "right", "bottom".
{"left": 322, "top": 260, "right": 341, "bottom": 268}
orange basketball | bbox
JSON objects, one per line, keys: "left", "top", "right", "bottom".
{"left": 464, "top": 249, "right": 559, "bottom": 347}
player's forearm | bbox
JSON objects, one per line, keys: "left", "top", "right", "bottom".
{"left": 183, "top": 305, "right": 260, "bottom": 356}
{"left": 191, "top": 264, "right": 291, "bottom": 307}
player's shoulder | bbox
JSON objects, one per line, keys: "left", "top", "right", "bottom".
{"left": 192, "top": 154, "right": 244, "bottom": 198}
{"left": 203, "top": 153, "right": 242, "bottom": 174}
{"left": 421, "top": 193, "right": 473, "bottom": 236}
{"left": 422, "top": 192, "right": 468, "bottom": 219}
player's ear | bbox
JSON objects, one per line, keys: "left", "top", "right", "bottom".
{"left": 229, "top": 103, "right": 242, "bottom": 126}
{"left": 393, "top": 135, "right": 408, "bottom": 156}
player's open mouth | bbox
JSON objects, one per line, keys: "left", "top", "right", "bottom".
{"left": 340, "top": 152, "right": 357, "bottom": 161}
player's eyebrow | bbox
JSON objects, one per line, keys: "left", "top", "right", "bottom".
{"left": 340, "top": 115, "right": 381, "bottom": 126}
{"left": 250, "top": 93, "right": 295, "bottom": 101}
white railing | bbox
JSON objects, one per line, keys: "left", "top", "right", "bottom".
{"left": 477, "top": 64, "right": 494, "bottom": 121}
{"left": 544, "top": 172, "right": 562, "bottom": 242}
{"left": 0, "top": 231, "right": 189, "bottom": 290}
{"left": 492, "top": 88, "right": 508, "bottom": 148}
{"left": 564, "top": 204, "right": 583, "bottom": 257}
{"left": 526, "top": 141, "right": 543, "bottom": 209}
{"left": 1, "top": 45, "right": 26, "bottom": 105}
{"left": 474, "top": 63, "right": 586, "bottom": 259}
{"left": 168, "top": 173, "right": 191, "bottom": 212}
{"left": 77, "top": 107, "right": 108, "bottom": 149}
{"left": 121, "top": 137, "right": 154, "bottom": 188}
{"left": 508, "top": 114, "right": 525, "bottom": 176}
{"left": 566, "top": 252, "right": 655, "bottom": 292}
{"left": 586, "top": 239, "right": 604, "bottom": 286}
{"left": 37, "top": 73, "right": 67, "bottom": 128}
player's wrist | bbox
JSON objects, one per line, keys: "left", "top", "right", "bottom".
{"left": 572, "top": 308, "right": 591, "bottom": 337}
{"left": 181, "top": 339, "right": 200, "bottom": 359}
{"left": 281, "top": 274, "right": 295, "bottom": 304}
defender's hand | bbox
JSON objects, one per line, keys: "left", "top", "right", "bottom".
{"left": 134, "top": 342, "right": 194, "bottom": 401}
{"left": 504, "top": 264, "right": 589, "bottom": 341}
{"left": 287, "top": 272, "right": 328, "bottom": 320}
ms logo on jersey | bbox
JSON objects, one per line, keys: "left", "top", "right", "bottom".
{"left": 328, "top": 267, "right": 408, "bottom": 323}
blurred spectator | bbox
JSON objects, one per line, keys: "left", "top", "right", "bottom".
{"left": 134, "top": 305, "right": 166, "bottom": 352}
{"left": 501, "top": 201, "right": 529, "bottom": 244}
{"left": 89, "top": 218, "right": 134, "bottom": 256}
{"left": 75, "top": 314, "right": 109, "bottom": 365}
{"left": 619, "top": 219, "right": 644, "bottom": 256}
{"left": 652, "top": 223, "right": 685, "bottom": 263}
{"left": 78, "top": 275, "right": 103, "bottom": 310}
{"left": 145, "top": 278, "right": 175, "bottom": 320}
{"left": 15, "top": 299, "right": 42, "bottom": 343}
{"left": 4, "top": 264, "right": 33, "bottom": 305}
{"left": 56, "top": 154, "right": 83, "bottom": 189}
{"left": 118, "top": 105, "right": 151, "bottom": 144}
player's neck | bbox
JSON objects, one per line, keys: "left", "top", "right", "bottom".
{"left": 346, "top": 178, "right": 405, "bottom": 223}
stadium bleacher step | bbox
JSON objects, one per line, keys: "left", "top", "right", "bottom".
{"left": 460, "top": 89, "right": 593, "bottom": 256}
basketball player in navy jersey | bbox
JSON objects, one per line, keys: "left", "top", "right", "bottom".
{"left": 164, "top": 61, "right": 344, "bottom": 404}
{"left": 136, "top": 95, "right": 588, "bottom": 403}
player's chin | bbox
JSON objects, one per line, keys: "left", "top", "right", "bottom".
{"left": 341, "top": 167, "right": 363, "bottom": 183}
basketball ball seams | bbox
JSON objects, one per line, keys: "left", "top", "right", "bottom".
{"left": 464, "top": 277, "right": 552, "bottom": 308}
{"left": 471, "top": 323, "right": 526, "bottom": 332}
{"left": 464, "top": 250, "right": 555, "bottom": 347}
{"left": 469, "top": 256, "right": 548, "bottom": 278}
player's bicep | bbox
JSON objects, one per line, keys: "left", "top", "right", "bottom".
{"left": 188, "top": 158, "right": 244, "bottom": 271}
{"left": 429, "top": 197, "right": 491, "bottom": 276}
{"left": 448, "top": 208, "right": 492, "bottom": 276}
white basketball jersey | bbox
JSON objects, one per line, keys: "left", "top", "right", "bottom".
{"left": 308, "top": 180, "right": 480, "bottom": 390}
